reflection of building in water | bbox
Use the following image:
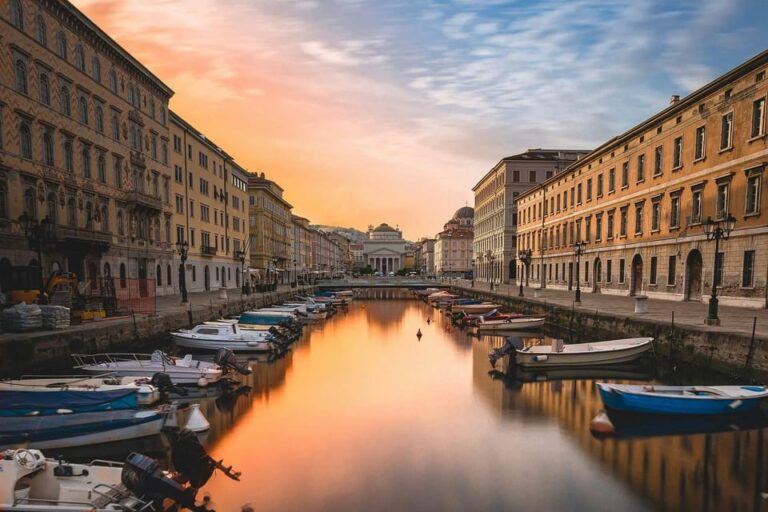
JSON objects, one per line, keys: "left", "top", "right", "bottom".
{"left": 476, "top": 359, "right": 768, "bottom": 512}
{"left": 356, "top": 288, "right": 412, "bottom": 300}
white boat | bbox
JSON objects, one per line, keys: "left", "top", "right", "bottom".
{"left": 452, "top": 303, "right": 503, "bottom": 314}
{"left": 172, "top": 324, "right": 279, "bottom": 352}
{"left": 476, "top": 317, "right": 546, "bottom": 332}
{"left": 72, "top": 351, "right": 223, "bottom": 386}
{"left": 0, "top": 375, "right": 160, "bottom": 405}
{"left": 515, "top": 337, "right": 654, "bottom": 368}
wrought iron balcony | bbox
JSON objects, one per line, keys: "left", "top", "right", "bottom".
{"left": 127, "top": 190, "right": 162, "bottom": 212}
{"left": 201, "top": 245, "right": 217, "bottom": 256}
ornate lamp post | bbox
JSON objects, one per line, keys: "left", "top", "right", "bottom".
{"left": 175, "top": 240, "right": 189, "bottom": 303}
{"left": 518, "top": 249, "right": 532, "bottom": 297}
{"left": 471, "top": 258, "right": 475, "bottom": 287}
{"left": 573, "top": 240, "right": 586, "bottom": 303}
{"left": 487, "top": 251, "right": 495, "bottom": 291}
{"left": 703, "top": 214, "right": 736, "bottom": 325}
{"left": 18, "top": 213, "right": 55, "bottom": 303}
{"left": 234, "top": 249, "right": 246, "bottom": 296}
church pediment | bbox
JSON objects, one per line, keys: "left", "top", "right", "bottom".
{"left": 366, "top": 247, "right": 403, "bottom": 256}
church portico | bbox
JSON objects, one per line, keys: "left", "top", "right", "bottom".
{"left": 363, "top": 223, "right": 407, "bottom": 275}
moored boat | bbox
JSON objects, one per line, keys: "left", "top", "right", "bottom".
{"left": 596, "top": 383, "right": 768, "bottom": 415}
{"left": 172, "top": 323, "right": 280, "bottom": 352}
{"left": 475, "top": 316, "right": 545, "bottom": 332}
{"left": 451, "top": 303, "right": 502, "bottom": 314}
{"left": 0, "top": 375, "right": 159, "bottom": 408}
{"left": 73, "top": 351, "right": 225, "bottom": 385}
{"left": 515, "top": 337, "right": 653, "bottom": 368}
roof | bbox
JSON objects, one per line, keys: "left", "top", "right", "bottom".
{"left": 472, "top": 149, "right": 590, "bottom": 191}
{"left": 372, "top": 223, "right": 399, "bottom": 233}
{"left": 453, "top": 206, "right": 474, "bottom": 219}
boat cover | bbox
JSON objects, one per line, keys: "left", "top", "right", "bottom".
{"left": 0, "top": 389, "right": 138, "bottom": 416}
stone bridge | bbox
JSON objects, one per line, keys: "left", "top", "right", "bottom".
{"left": 317, "top": 277, "right": 449, "bottom": 289}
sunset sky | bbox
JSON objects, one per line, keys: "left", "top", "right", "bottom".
{"left": 75, "top": 0, "right": 768, "bottom": 240}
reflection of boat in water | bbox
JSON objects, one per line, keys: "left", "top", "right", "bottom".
{"left": 505, "top": 365, "right": 652, "bottom": 383}
{"left": 516, "top": 337, "right": 653, "bottom": 368}
{"left": 45, "top": 432, "right": 172, "bottom": 463}
{"left": 591, "top": 408, "right": 768, "bottom": 440}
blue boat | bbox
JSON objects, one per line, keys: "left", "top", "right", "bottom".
{"left": 238, "top": 312, "right": 297, "bottom": 326}
{"left": 597, "top": 383, "right": 768, "bottom": 415}
{"left": 0, "top": 389, "right": 139, "bottom": 416}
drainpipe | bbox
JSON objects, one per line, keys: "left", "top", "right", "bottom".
{"left": 540, "top": 185, "right": 546, "bottom": 289}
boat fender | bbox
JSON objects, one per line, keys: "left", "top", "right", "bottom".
{"left": 589, "top": 411, "right": 615, "bottom": 437}
{"left": 729, "top": 400, "right": 744, "bottom": 410}
{"left": 184, "top": 404, "right": 211, "bottom": 433}
{"left": 198, "top": 377, "right": 209, "bottom": 388}
{"left": 533, "top": 355, "right": 548, "bottom": 362}
{"left": 56, "top": 409, "right": 73, "bottom": 414}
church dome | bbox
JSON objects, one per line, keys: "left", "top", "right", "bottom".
{"left": 372, "top": 223, "right": 398, "bottom": 233}
{"left": 453, "top": 206, "right": 474, "bottom": 220}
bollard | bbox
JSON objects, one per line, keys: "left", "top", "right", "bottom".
{"left": 634, "top": 295, "right": 648, "bottom": 314}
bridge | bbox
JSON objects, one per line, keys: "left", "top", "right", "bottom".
{"left": 316, "top": 277, "right": 451, "bottom": 289}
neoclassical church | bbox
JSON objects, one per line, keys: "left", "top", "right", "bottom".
{"left": 363, "top": 223, "right": 407, "bottom": 274}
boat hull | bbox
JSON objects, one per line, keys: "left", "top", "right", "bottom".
{"left": 516, "top": 339, "right": 652, "bottom": 368}
{"left": 0, "top": 389, "right": 139, "bottom": 416}
{"left": 452, "top": 304, "right": 501, "bottom": 314}
{"left": 597, "top": 384, "right": 768, "bottom": 415}
{"left": 172, "top": 334, "right": 275, "bottom": 352}
{"left": 477, "top": 319, "right": 545, "bottom": 331}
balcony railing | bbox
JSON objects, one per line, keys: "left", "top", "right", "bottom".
{"left": 56, "top": 225, "right": 112, "bottom": 251}
{"left": 201, "top": 245, "right": 217, "bottom": 256}
{"left": 127, "top": 190, "right": 162, "bottom": 212}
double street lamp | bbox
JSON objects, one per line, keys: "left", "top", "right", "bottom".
{"left": 573, "top": 240, "right": 587, "bottom": 303}
{"left": 18, "top": 213, "right": 55, "bottom": 303}
{"left": 176, "top": 240, "right": 189, "bottom": 303}
{"left": 234, "top": 250, "right": 246, "bottom": 296}
{"left": 518, "top": 248, "right": 532, "bottom": 297}
{"left": 703, "top": 214, "right": 736, "bottom": 326}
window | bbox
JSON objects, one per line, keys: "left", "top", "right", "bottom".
{"left": 714, "top": 252, "right": 724, "bottom": 287}
{"left": 98, "top": 154, "right": 106, "bottom": 183}
{"left": 42, "top": 132, "right": 54, "bottom": 165}
{"left": 691, "top": 188, "right": 703, "bottom": 224}
{"left": 608, "top": 168, "right": 615, "bottom": 193}
{"left": 189, "top": 199, "right": 194, "bottom": 218}
{"left": 92, "top": 56, "right": 101, "bottom": 82}
{"left": 606, "top": 211, "right": 614, "bottom": 240}
{"left": 120, "top": 263, "right": 126, "bottom": 288}
{"left": 512, "top": 170, "right": 520, "bottom": 182}
{"left": 63, "top": 139, "right": 73, "bottom": 172}
{"left": 694, "top": 127, "right": 705, "bottom": 160}
{"left": 113, "top": 157, "right": 122, "bottom": 188}
{"left": 650, "top": 257, "right": 657, "bottom": 285}
{"left": 577, "top": 183, "right": 582, "bottom": 204}
{"left": 81, "top": 147, "right": 90, "bottom": 178}
{"left": 673, "top": 136, "right": 683, "bottom": 168}
{"left": 651, "top": 200, "right": 660, "bottom": 232}
{"left": 653, "top": 146, "right": 663, "bottom": 176}
{"left": 175, "top": 194, "right": 184, "bottom": 214}
{"left": 174, "top": 165, "right": 183, "bottom": 183}
{"left": 0, "top": 181, "right": 7, "bottom": 219}
{"left": 151, "top": 136, "right": 157, "bottom": 160}
{"left": 109, "top": 69, "right": 117, "bottom": 94}
{"left": 670, "top": 194, "right": 680, "bottom": 228}
{"left": 529, "top": 170, "right": 536, "bottom": 182}
{"left": 621, "top": 161, "right": 629, "bottom": 187}
{"left": 667, "top": 255, "right": 677, "bottom": 285}
{"left": 176, "top": 225, "right": 185, "bottom": 243}
{"left": 620, "top": 206, "right": 628, "bottom": 237}
{"left": 752, "top": 98, "right": 766, "bottom": 138}
{"left": 19, "top": 122, "right": 32, "bottom": 159}
{"left": 636, "top": 154, "right": 645, "bottom": 182}
{"left": 23, "top": 188, "right": 36, "bottom": 217}
{"left": 173, "top": 135, "right": 182, "bottom": 153}
{"left": 745, "top": 171, "right": 761, "bottom": 215}
{"left": 10, "top": 0, "right": 23, "bottom": 29}
{"left": 720, "top": 112, "right": 733, "bottom": 150}
{"left": 716, "top": 182, "right": 729, "bottom": 219}
{"left": 78, "top": 96, "right": 88, "bottom": 124}
{"left": 595, "top": 214, "right": 602, "bottom": 241}
{"left": 36, "top": 15, "right": 46, "bottom": 46}
{"left": 149, "top": 99, "right": 156, "bottom": 119}
{"left": 606, "top": 260, "right": 612, "bottom": 283}
{"left": 111, "top": 112, "right": 120, "bottom": 140}
{"left": 634, "top": 202, "right": 644, "bottom": 235}
{"left": 585, "top": 216, "right": 591, "bottom": 242}
{"left": 60, "top": 86, "right": 71, "bottom": 116}
{"left": 74, "top": 44, "right": 85, "bottom": 72}
{"left": 742, "top": 250, "right": 755, "bottom": 288}
{"left": 67, "top": 198, "right": 76, "bottom": 226}
{"left": 56, "top": 31, "right": 67, "bottom": 59}
{"left": 201, "top": 204, "right": 210, "bottom": 222}
{"left": 39, "top": 73, "right": 51, "bottom": 105}
{"left": 161, "top": 142, "right": 168, "bottom": 165}
{"left": 95, "top": 105, "right": 104, "bottom": 133}
{"left": 597, "top": 174, "right": 603, "bottom": 197}
{"left": 586, "top": 179, "right": 592, "bottom": 201}
{"left": 618, "top": 259, "right": 625, "bottom": 284}
{"left": 15, "top": 59, "right": 28, "bottom": 94}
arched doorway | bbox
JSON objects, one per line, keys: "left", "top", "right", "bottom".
{"left": 236, "top": 268, "right": 240, "bottom": 288}
{"left": 509, "top": 259, "right": 517, "bottom": 283}
{"left": 204, "top": 266, "right": 210, "bottom": 291}
{"left": 630, "top": 254, "right": 643, "bottom": 296}
{"left": 685, "top": 249, "right": 703, "bottom": 301}
{"left": 87, "top": 261, "right": 98, "bottom": 290}
{"left": 156, "top": 264, "right": 162, "bottom": 287}
{"left": 593, "top": 258, "right": 602, "bottom": 293}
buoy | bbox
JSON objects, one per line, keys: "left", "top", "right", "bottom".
{"left": 197, "top": 377, "right": 209, "bottom": 388}
{"left": 426, "top": 318, "right": 431, "bottom": 324}
{"left": 416, "top": 329, "right": 422, "bottom": 338}
{"left": 184, "top": 404, "right": 211, "bottom": 432}
{"left": 589, "top": 410, "right": 615, "bottom": 437}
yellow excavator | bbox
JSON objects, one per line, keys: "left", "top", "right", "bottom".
{"left": 7, "top": 269, "right": 108, "bottom": 321}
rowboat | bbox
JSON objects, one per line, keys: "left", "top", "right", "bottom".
{"left": 476, "top": 316, "right": 545, "bottom": 332}
{"left": 596, "top": 383, "right": 768, "bottom": 415}
{"left": 515, "top": 337, "right": 653, "bottom": 368}
{"left": 451, "top": 303, "right": 502, "bottom": 314}
{"left": 172, "top": 323, "right": 280, "bottom": 352}
{"left": 0, "top": 375, "right": 159, "bottom": 409}
{"left": 73, "top": 351, "right": 224, "bottom": 385}
{"left": 0, "top": 388, "right": 139, "bottom": 416}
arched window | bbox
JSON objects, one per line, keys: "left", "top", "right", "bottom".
{"left": 166, "top": 264, "right": 172, "bottom": 287}
{"left": 165, "top": 219, "right": 170, "bottom": 242}
{"left": 74, "top": 44, "right": 84, "bottom": 71}
{"left": 95, "top": 105, "right": 104, "bottom": 133}
{"left": 24, "top": 188, "right": 36, "bottom": 218}
{"left": 46, "top": 193, "right": 57, "bottom": 224}
{"left": 56, "top": 30, "right": 67, "bottom": 59}
{"left": 36, "top": 15, "right": 47, "bottom": 46}
{"left": 85, "top": 202, "right": 93, "bottom": 229}
{"left": 19, "top": 123, "right": 32, "bottom": 159}
{"left": 91, "top": 56, "right": 101, "bottom": 82}
{"left": 104, "top": 262, "right": 111, "bottom": 278}
{"left": 97, "top": 154, "right": 106, "bottom": 183}
{"left": 66, "top": 198, "right": 76, "bottom": 226}
{"left": 153, "top": 218, "right": 160, "bottom": 242}
{"left": 117, "top": 210, "right": 124, "bottom": 236}
{"left": 60, "top": 86, "right": 71, "bottom": 116}
{"left": 15, "top": 59, "right": 28, "bottom": 94}
{"left": 0, "top": 181, "right": 8, "bottom": 219}
{"left": 111, "top": 112, "right": 119, "bottom": 140}
{"left": 63, "top": 139, "right": 73, "bottom": 172}
{"left": 161, "top": 142, "right": 168, "bottom": 165}
{"left": 160, "top": 108, "right": 166, "bottom": 125}
{"left": 113, "top": 158, "right": 122, "bottom": 188}
{"left": 119, "top": 263, "right": 127, "bottom": 288}
{"left": 78, "top": 96, "right": 88, "bottom": 124}
{"left": 109, "top": 69, "right": 117, "bottom": 94}
{"left": 156, "top": 265, "right": 162, "bottom": 287}
{"left": 10, "top": 0, "right": 23, "bottom": 29}
{"left": 149, "top": 99, "right": 156, "bottom": 118}
{"left": 42, "top": 132, "right": 54, "bottom": 166}
{"left": 39, "top": 73, "right": 50, "bottom": 105}
{"left": 101, "top": 204, "right": 109, "bottom": 231}
{"left": 81, "top": 147, "right": 91, "bottom": 177}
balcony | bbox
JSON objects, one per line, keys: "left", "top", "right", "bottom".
{"left": 201, "top": 245, "right": 217, "bottom": 257}
{"left": 55, "top": 225, "right": 112, "bottom": 253}
{"left": 127, "top": 190, "right": 162, "bottom": 213}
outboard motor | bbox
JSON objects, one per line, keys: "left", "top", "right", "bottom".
{"left": 122, "top": 452, "right": 203, "bottom": 511}
{"left": 214, "top": 348, "right": 252, "bottom": 375}
{"left": 150, "top": 372, "right": 188, "bottom": 396}
{"left": 169, "top": 428, "right": 242, "bottom": 484}
{"left": 489, "top": 336, "right": 523, "bottom": 368}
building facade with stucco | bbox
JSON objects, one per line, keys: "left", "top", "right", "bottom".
{"left": 363, "top": 223, "right": 407, "bottom": 274}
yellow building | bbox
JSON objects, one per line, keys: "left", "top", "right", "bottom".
{"left": 169, "top": 112, "right": 249, "bottom": 293}
{"left": 516, "top": 49, "right": 768, "bottom": 309}
{"left": 248, "top": 172, "right": 292, "bottom": 284}
{"left": 0, "top": 0, "right": 175, "bottom": 298}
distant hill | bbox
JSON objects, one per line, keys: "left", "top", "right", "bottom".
{"left": 311, "top": 225, "right": 368, "bottom": 243}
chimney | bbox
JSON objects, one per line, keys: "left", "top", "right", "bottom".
{"left": 670, "top": 95, "right": 680, "bottom": 105}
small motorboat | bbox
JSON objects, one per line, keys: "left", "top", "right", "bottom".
{"left": 475, "top": 316, "right": 545, "bottom": 332}
{"left": 0, "top": 388, "right": 139, "bottom": 417}
{"left": 596, "top": 383, "right": 768, "bottom": 415}
{"left": 514, "top": 337, "right": 653, "bottom": 368}
{"left": 73, "top": 350, "right": 227, "bottom": 386}
{"left": 172, "top": 323, "right": 280, "bottom": 352}
{"left": 451, "top": 303, "right": 502, "bottom": 314}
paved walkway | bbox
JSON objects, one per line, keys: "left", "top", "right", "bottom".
{"left": 451, "top": 279, "right": 768, "bottom": 339}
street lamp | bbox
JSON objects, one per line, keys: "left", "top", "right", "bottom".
{"left": 703, "top": 214, "right": 736, "bottom": 325}
{"left": 176, "top": 240, "right": 189, "bottom": 303}
{"left": 487, "top": 251, "right": 495, "bottom": 291}
{"left": 272, "top": 257, "right": 279, "bottom": 288}
{"left": 518, "top": 248, "right": 532, "bottom": 297}
{"left": 18, "top": 213, "right": 55, "bottom": 303}
{"left": 234, "top": 249, "right": 246, "bottom": 296}
{"left": 292, "top": 259, "right": 297, "bottom": 288}
{"left": 573, "top": 240, "right": 587, "bottom": 303}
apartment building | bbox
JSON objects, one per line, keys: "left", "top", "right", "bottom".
{"left": 248, "top": 172, "right": 292, "bottom": 283}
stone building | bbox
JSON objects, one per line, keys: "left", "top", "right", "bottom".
{"left": 472, "top": 149, "right": 588, "bottom": 285}
{"left": 0, "top": 0, "right": 175, "bottom": 297}
{"left": 516, "top": 49, "right": 768, "bottom": 308}
{"left": 291, "top": 214, "right": 312, "bottom": 283}
{"left": 169, "top": 112, "right": 249, "bottom": 294}
{"left": 363, "top": 223, "right": 407, "bottom": 274}
{"left": 418, "top": 238, "right": 435, "bottom": 276}
{"left": 248, "top": 172, "right": 292, "bottom": 284}
{"left": 434, "top": 207, "right": 474, "bottom": 278}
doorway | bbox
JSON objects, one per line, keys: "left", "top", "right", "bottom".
{"left": 593, "top": 258, "right": 602, "bottom": 293}
{"left": 685, "top": 249, "right": 703, "bottom": 301}
{"left": 204, "top": 265, "right": 210, "bottom": 291}
{"left": 568, "top": 262, "right": 573, "bottom": 290}
{"left": 630, "top": 254, "right": 643, "bottom": 296}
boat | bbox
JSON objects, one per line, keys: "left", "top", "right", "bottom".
{"left": 515, "top": 337, "right": 653, "bottom": 368}
{"left": 0, "top": 375, "right": 159, "bottom": 408}
{"left": 596, "top": 383, "right": 768, "bottom": 415}
{"left": 475, "top": 316, "right": 545, "bottom": 332}
{"left": 0, "top": 388, "right": 139, "bottom": 417}
{"left": 172, "top": 323, "right": 281, "bottom": 352}
{"left": 451, "top": 303, "right": 502, "bottom": 314}
{"left": 72, "top": 350, "right": 225, "bottom": 386}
